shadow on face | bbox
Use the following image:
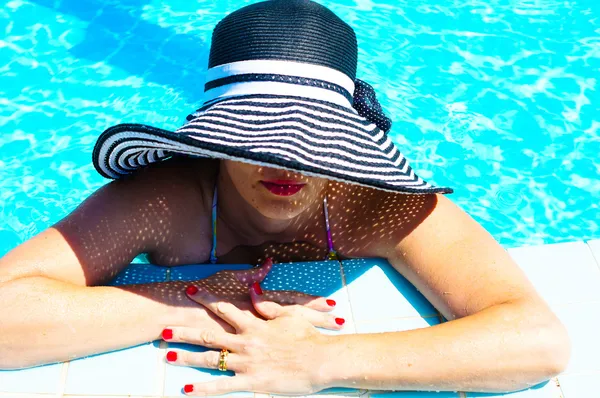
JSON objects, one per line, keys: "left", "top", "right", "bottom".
{"left": 254, "top": 182, "right": 437, "bottom": 262}
{"left": 221, "top": 159, "right": 329, "bottom": 220}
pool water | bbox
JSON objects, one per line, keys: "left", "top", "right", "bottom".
{"left": 0, "top": 0, "right": 598, "bottom": 256}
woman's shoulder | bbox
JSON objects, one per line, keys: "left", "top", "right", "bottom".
{"left": 329, "top": 182, "right": 438, "bottom": 258}
{"left": 330, "top": 181, "right": 435, "bottom": 218}
{"left": 107, "top": 157, "right": 219, "bottom": 265}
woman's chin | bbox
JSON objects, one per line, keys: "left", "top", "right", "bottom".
{"left": 254, "top": 196, "right": 312, "bottom": 220}
{"left": 257, "top": 206, "right": 305, "bottom": 220}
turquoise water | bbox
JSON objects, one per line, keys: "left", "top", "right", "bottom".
{"left": 0, "top": 0, "right": 598, "bottom": 256}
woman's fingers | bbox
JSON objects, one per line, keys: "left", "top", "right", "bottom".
{"left": 233, "top": 257, "right": 273, "bottom": 286}
{"left": 250, "top": 285, "right": 345, "bottom": 330}
{"left": 187, "top": 285, "right": 258, "bottom": 332}
{"left": 182, "top": 376, "right": 252, "bottom": 396}
{"left": 263, "top": 289, "right": 336, "bottom": 312}
{"left": 162, "top": 326, "right": 245, "bottom": 351}
{"left": 165, "top": 349, "right": 241, "bottom": 372}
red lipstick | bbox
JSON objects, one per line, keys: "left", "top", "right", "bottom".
{"left": 260, "top": 180, "right": 306, "bottom": 196}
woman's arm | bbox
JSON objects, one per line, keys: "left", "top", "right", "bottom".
{"left": 165, "top": 193, "right": 570, "bottom": 396}
{"left": 0, "top": 276, "right": 209, "bottom": 370}
{"left": 319, "top": 297, "right": 567, "bottom": 392}
{"left": 319, "top": 193, "right": 570, "bottom": 392}
{"left": 0, "top": 164, "right": 337, "bottom": 370}
{"left": 0, "top": 167, "right": 214, "bottom": 370}
{"left": 166, "top": 280, "right": 568, "bottom": 396}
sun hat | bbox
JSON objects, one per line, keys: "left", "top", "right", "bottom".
{"left": 92, "top": 0, "right": 453, "bottom": 195}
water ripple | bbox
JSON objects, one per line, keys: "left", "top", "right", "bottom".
{"left": 0, "top": 0, "right": 598, "bottom": 256}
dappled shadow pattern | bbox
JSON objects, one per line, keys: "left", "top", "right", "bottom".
{"left": 260, "top": 261, "right": 342, "bottom": 297}
{"left": 217, "top": 179, "right": 436, "bottom": 267}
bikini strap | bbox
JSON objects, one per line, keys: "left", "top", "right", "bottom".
{"left": 209, "top": 183, "right": 218, "bottom": 264}
{"left": 323, "top": 196, "right": 338, "bottom": 260}
{"left": 211, "top": 185, "right": 336, "bottom": 263}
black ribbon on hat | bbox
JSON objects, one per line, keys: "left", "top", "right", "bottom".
{"left": 352, "top": 79, "right": 392, "bottom": 133}
{"left": 187, "top": 78, "right": 393, "bottom": 133}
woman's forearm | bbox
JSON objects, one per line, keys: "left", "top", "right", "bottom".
{"left": 319, "top": 299, "right": 570, "bottom": 393}
{"left": 0, "top": 276, "right": 206, "bottom": 370}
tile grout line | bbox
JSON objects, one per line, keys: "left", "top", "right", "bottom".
{"left": 56, "top": 360, "right": 70, "bottom": 398}
{"left": 553, "top": 377, "right": 565, "bottom": 398}
{"left": 338, "top": 260, "right": 347, "bottom": 287}
{"left": 156, "top": 340, "right": 168, "bottom": 397}
{"left": 584, "top": 241, "right": 600, "bottom": 272}
{"left": 338, "top": 260, "right": 357, "bottom": 334}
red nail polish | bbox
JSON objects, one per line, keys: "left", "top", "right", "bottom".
{"left": 335, "top": 318, "right": 345, "bottom": 325}
{"left": 166, "top": 351, "right": 177, "bottom": 361}
{"left": 326, "top": 299, "right": 336, "bottom": 307}
{"left": 184, "top": 384, "right": 194, "bottom": 393}
{"left": 186, "top": 285, "right": 198, "bottom": 295}
{"left": 162, "top": 329, "right": 173, "bottom": 340}
{"left": 253, "top": 281, "right": 263, "bottom": 295}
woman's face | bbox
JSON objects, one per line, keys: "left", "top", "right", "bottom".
{"left": 222, "top": 160, "right": 328, "bottom": 220}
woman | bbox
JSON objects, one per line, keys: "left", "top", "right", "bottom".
{"left": 0, "top": 0, "right": 569, "bottom": 395}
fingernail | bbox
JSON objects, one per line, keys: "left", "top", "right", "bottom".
{"left": 326, "top": 299, "right": 336, "bottom": 307}
{"left": 335, "top": 317, "right": 345, "bottom": 326}
{"left": 252, "top": 281, "right": 263, "bottom": 295}
{"left": 162, "top": 329, "right": 173, "bottom": 340}
{"left": 166, "top": 351, "right": 177, "bottom": 361}
{"left": 186, "top": 285, "right": 198, "bottom": 295}
{"left": 184, "top": 384, "right": 194, "bottom": 393}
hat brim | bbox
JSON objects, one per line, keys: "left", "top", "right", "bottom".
{"left": 93, "top": 95, "right": 453, "bottom": 195}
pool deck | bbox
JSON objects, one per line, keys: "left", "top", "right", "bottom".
{"left": 1, "top": 239, "right": 599, "bottom": 398}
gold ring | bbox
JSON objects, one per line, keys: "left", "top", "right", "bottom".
{"left": 218, "top": 348, "right": 229, "bottom": 372}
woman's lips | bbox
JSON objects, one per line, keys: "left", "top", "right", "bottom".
{"left": 260, "top": 180, "right": 306, "bottom": 196}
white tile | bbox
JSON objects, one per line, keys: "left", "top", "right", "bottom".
{"left": 0, "top": 363, "right": 63, "bottom": 394}
{"left": 65, "top": 342, "right": 160, "bottom": 396}
{"left": 587, "top": 239, "right": 600, "bottom": 269}
{"left": 343, "top": 258, "right": 438, "bottom": 323}
{"left": 557, "top": 373, "right": 600, "bottom": 398}
{"left": 553, "top": 302, "right": 600, "bottom": 375}
{"left": 465, "top": 378, "right": 562, "bottom": 397}
{"left": 508, "top": 242, "right": 600, "bottom": 307}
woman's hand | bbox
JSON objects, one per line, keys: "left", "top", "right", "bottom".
{"left": 165, "top": 283, "right": 334, "bottom": 396}
{"left": 182, "top": 258, "right": 341, "bottom": 331}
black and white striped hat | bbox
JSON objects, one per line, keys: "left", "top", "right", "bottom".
{"left": 93, "top": 0, "right": 453, "bottom": 195}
